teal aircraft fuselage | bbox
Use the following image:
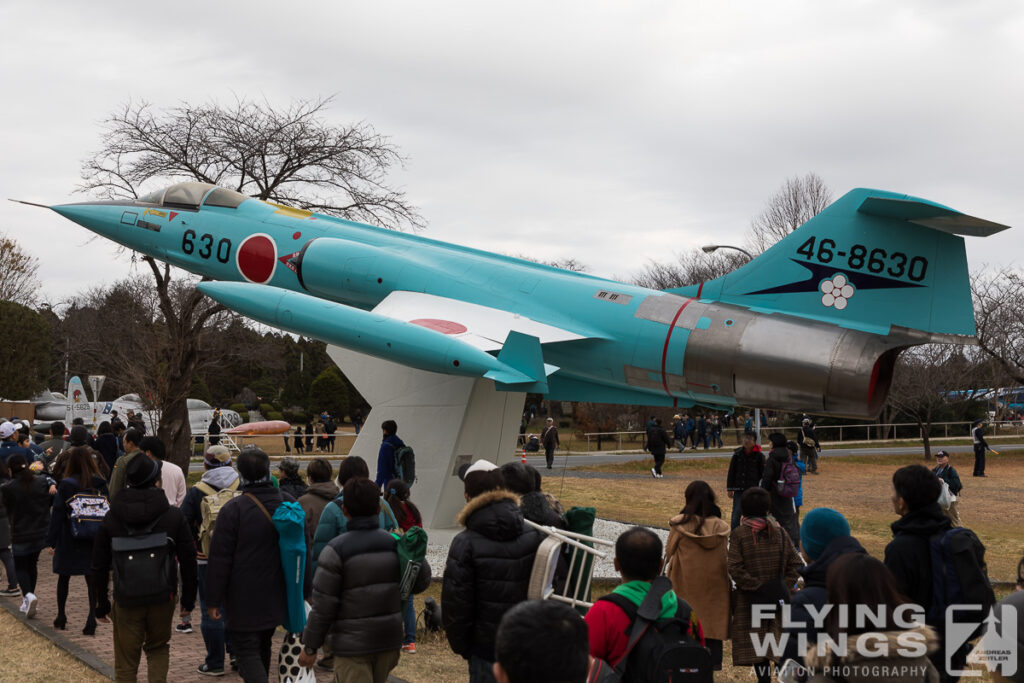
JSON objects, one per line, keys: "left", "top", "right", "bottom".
{"left": 38, "top": 181, "right": 1008, "bottom": 418}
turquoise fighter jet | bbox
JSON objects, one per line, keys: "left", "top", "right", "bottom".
{"left": 27, "top": 182, "right": 1008, "bottom": 418}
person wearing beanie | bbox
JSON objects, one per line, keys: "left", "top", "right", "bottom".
{"left": 180, "top": 444, "right": 240, "bottom": 674}
{"left": 780, "top": 507, "right": 865, "bottom": 664}
{"left": 91, "top": 452, "right": 198, "bottom": 682}
{"left": 205, "top": 447, "right": 313, "bottom": 682}
{"left": 759, "top": 432, "right": 800, "bottom": 545}
{"left": 443, "top": 459, "right": 542, "bottom": 680}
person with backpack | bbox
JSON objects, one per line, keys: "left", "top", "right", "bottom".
{"left": 90, "top": 453, "right": 198, "bottom": 682}
{"left": 760, "top": 432, "right": 801, "bottom": 545}
{"left": 726, "top": 430, "right": 764, "bottom": 529}
{"left": 45, "top": 446, "right": 108, "bottom": 634}
{"left": 1, "top": 453, "right": 54, "bottom": 617}
{"left": 665, "top": 481, "right": 730, "bottom": 670}
{"left": 205, "top": 447, "right": 311, "bottom": 683}
{"left": 646, "top": 418, "right": 671, "bottom": 479}
{"left": 443, "top": 460, "right": 542, "bottom": 683}
{"left": 494, "top": 600, "right": 589, "bottom": 683}
{"left": 728, "top": 487, "right": 802, "bottom": 683}
{"left": 884, "top": 464, "right": 994, "bottom": 683}
{"left": 932, "top": 450, "right": 963, "bottom": 527}
{"left": 385, "top": 478, "right": 424, "bottom": 654}
{"left": 298, "top": 477, "right": 432, "bottom": 681}
{"left": 805, "top": 553, "right": 939, "bottom": 683}
{"left": 585, "top": 526, "right": 708, "bottom": 681}
{"left": 800, "top": 418, "right": 821, "bottom": 474}
{"left": 180, "top": 445, "right": 240, "bottom": 676}
{"left": 375, "top": 420, "right": 405, "bottom": 488}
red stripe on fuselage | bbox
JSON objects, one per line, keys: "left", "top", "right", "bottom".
{"left": 660, "top": 298, "right": 694, "bottom": 397}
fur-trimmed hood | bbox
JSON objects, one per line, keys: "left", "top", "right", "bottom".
{"left": 805, "top": 623, "right": 940, "bottom": 672}
{"left": 455, "top": 489, "right": 525, "bottom": 541}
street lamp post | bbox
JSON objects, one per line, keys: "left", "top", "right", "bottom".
{"left": 701, "top": 244, "right": 755, "bottom": 260}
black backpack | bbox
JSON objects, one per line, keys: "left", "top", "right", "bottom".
{"left": 589, "top": 576, "right": 713, "bottom": 683}
{"left": 394, "top": 445, "right": 416, "bottom": 486}
{"left": 928, "top": 527, "right": 995, "bottom": 637}
{"left": 111, "top": 516, "right": 177, "bottom": 607}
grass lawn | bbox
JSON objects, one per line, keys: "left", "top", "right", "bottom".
{"left": 0, "top": 608, "right": 109, "bottom": 682}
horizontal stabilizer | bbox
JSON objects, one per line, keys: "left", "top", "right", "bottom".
{"left": 857, "top": 196, "right": 1010, "bottom": 237}
{"left": 489, "top": 331, "right": 552, "bottom": 393}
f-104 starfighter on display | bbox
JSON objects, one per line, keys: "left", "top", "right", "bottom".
{"left": 27, "top": 182, "right": 1008, "bottom": 418}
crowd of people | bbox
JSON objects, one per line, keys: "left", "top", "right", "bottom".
{"left": 0, "top": 415, "right": 1018, "bottom": 683}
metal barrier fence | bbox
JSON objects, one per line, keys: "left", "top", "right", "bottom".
{"left": 581, "top": 420, "right": 1024, "bottom": 451}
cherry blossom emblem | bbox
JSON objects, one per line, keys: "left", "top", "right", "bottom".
{"left": 820, "top": 274, "right": 855, "bottom": 310}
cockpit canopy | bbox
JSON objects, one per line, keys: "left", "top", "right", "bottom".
{"left": 137, "top": 182, "right": 248, "bottom": 210}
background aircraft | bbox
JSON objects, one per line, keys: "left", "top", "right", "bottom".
{"left": 32, "top": 181, "right": 1007, "bottom": 419}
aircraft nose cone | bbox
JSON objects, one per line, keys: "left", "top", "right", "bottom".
{"left": 51, "top": 202, "right": 124, "bottom": 240}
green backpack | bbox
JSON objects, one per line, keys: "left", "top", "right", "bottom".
{"left": 391, "top": 526, "right": 427, "bottom": 600}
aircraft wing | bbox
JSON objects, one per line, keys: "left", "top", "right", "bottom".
{"left": 371, "top": 291, "right": 589, "bottom": 352}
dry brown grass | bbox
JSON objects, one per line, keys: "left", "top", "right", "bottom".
{"left": 553, "top": 449, "right": 1024, "bottom": 582}
{"left": 0, "top": 608, "right": 109, "bottom": 682}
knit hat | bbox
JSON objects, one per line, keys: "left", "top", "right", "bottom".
{"left": 126, "top": 455, "right": 162, "bottom": 488}
{"left": 69, "top": 425, "right": 90, "bottom": 446}
{"left": 204, "top": 445, "right": 232, "bottom": 468}
{"left": 768, "top": 432, "right": 787, "bottom": 448}
{"left": 800, "top": 507, "right": 850, "bottom": 561}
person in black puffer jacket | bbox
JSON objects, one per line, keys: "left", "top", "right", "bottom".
{"left": 726, "top": 430, "right": 764, "bottom": 529}
{"left": 443, "top": 460, "right": 542, "bottom": 683}
{"left": 299, "top": 477, "right": 431, "bottom": 678}
{"left": 2, "top": 454, "right": 54, "bottom": 615}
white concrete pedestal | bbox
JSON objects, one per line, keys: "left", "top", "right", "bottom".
{"left": 328, "top": 345, "right": 526, "bottom": 530}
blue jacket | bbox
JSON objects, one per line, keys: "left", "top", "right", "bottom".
{"left": 375, "top": 434, "right": 404, "bottom": 487}
{"left": 0, "top": 441, "right": 32, "bottom": 465}
{"left": 793, "top": 455, "right": 806, "bottom": 507}
{"left": 311, "top": 493, "right": 397, "bottom": 572}
{"left": 684, "top": 417, "right": 695, "bottom": 433}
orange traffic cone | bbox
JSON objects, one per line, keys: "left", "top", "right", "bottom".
{"left": 521, "top": 446, "right": 527, "bottom": 464}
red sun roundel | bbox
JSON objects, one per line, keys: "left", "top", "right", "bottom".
{"left": 410, "top": 319, "right": 468, "bottom": 335}
{"left": 237, "top": 234, "right": 277, "bottom": 284}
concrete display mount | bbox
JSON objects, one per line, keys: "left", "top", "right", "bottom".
{"left": 329, "top": 345, "right": 526, "bottom": 536}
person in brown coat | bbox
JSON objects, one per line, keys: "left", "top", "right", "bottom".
{"left": 728, "top": 487, "right": 802, "bottom": 683}
{"left": 665, "top": 480, "right": 730, "bottom": 670}
{"left": 296, "top": 458, "right": 338, "bottom": 547}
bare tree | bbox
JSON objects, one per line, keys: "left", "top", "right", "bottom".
{"left": 0, "top": 232, "right": 42, "bottom": 307}
{"left": 745, "top": 173, "right": 832, "bottom": 254}
{"left": 81, "top": 97, "right": 422, "bottom": 229}
{"left": 79, "top": 97, "right": 421, "bottom": 464}
{"left": 971, "top": 267, "right": 1024, "bottom": 385}
{"left": 887, "top": 345, "right": 984, "bottom": 459}
{"left": 632, "top": 249, "right": 748, "bottom": 289}
{"left": 511, "top": 254, "right": 589, "bottom": 272}
{"left": 62, "top": 276, "right": 235, "bottom": 469}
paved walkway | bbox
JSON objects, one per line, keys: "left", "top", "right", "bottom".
{"left": 0, "top": 554, "right": 405, "bottom": 682}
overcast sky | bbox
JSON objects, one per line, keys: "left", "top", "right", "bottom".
{"left": 3, "top": 0, "right": 1022, "bottom": 303}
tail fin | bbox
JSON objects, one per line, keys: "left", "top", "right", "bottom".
{"left": 681, "top": 188, "right": 1008, "bottom": 340}
{"left": 66, "top": 376, "right": 92, "bottom": 425}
